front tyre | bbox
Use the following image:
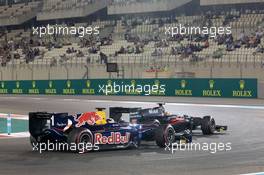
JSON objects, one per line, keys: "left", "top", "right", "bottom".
{"left": 155, "top": 125, "right": 176, "bottom": 148}
{"left": 201, "top": 116, "right": 216, "bottom": 135}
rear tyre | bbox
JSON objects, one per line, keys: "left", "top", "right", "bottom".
{"left": 155, "top": 125, "right": 176, "bottom": 148}
{"left": 201, "top": 116, "right": 216, "bottom": 135}
{"left": 67, "top": 127, "right": 93, "bottom": 153}
{"left": 30, "top": 135, "right": 49, "bottom": 152}
{"left": 30, "top": 135, "right": 38, "bottom": 147}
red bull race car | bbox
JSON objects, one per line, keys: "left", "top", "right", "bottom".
{"left": 29, "top": 108, "right": 191, "bottom": 153}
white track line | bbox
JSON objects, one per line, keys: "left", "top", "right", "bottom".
{"left": 79, "top": 99, "right": 264, "bottom": 110}
{"left": 0, "top": 132, "right": 29, "bottom": 138}
{"left": 0, "top": 113, "right": 28, "bottom": 120}
{"left": 1, "top": 96, "right": 264, "bottom": 110}
{"left": 241, "top": 172, "right": 264, "bottom": 175}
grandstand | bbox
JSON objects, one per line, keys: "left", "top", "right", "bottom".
{"left": 0, "top": 0, "right": 263, "bottom": 80}
{"left": 0, "top": 1, "right": 42, "bottom": 26}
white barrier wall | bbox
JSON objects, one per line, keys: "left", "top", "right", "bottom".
{"left": 200, "top": 0, "right": 264, "bottom": 6}
{"left": 37, "top": 0, "right": 108, "bottom": 21}
{"left": 108, "top": 0, "right": 192, "bottom": 14}
{"left": 0, "top": 62, "right": 263, "bottom": 81}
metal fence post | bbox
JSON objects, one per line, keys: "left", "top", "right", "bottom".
{"left": 240, "top": 63, "right": 243, "bottom": 79}
{"left": 10, "top": 40, "right": 15, "bottom": 80}
{"left": 15, "top": 71, "right": 18, "bottom": 81}
{"left": 236, "top": 54, "right": 239, "bottom": 68}
{"left": 130, "top": 66, "right": 133, "bottom": 78}
{"left": 228, "top": 54, "right": 231, "bottom": 68}
{"left": 83, "top": 65, "right": 89, "bottom": 79}
{"left": 245, "top": 54, "right": 248, "bottom": 68}
{"left": 204, "top": 54, "right": 207, "bottom": 68}
{"left": 253, "top": 55, "right": 256, "bottom": 68}
{"left": 64, "top": 65, "right": 69, "bottom": 80}
{"left": 0, "top": 69, "right": 2, "bottom": 81}
{"left": 48, "top": 67, "right": 51, "bottom": 80}
{"left": 27, "top": 65, "right": 34, "bottom": 80}
{"left": 31, "top": 67, "right": 34, "bottom": 80}
{"left": 210, "top": 66, "right": 213, "bottom": 79}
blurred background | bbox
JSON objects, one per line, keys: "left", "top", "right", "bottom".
{"left": 0, "top": 0, "right": 263, "bottom": 80}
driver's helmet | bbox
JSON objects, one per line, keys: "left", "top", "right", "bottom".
{"left": 95, "top": 111, "right": 107, "bottom": 125}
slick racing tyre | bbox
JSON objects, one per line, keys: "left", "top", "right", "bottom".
{"left": 201, "top": 116, "right": 216, "bottom": 135}
{"left": 67, "top": 127, "right": 93, "bottom": 153}
{"left": 155, "top": 124, "right": 176, "bottom": 148}
{"left": 30, "top": 135, "right": 49, "bottom": 152}
{"left": 30, "top": 135, "right": 38, "bottom": 148}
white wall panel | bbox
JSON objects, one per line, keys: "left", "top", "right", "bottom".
{"left": 201, "top": 0, "right": 264, "bottom": 6}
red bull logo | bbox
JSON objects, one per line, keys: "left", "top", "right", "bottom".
{"left": 75, "top": 112, "right": 101, "bottom": 127}
{"left": 94, "top": 132, "right": 130, "bottom": 144}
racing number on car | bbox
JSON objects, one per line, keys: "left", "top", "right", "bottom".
{"left": 51, "top": 115, "right": 54, "bottom": 126}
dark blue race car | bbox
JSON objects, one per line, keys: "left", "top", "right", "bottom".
{"left": 122, "top": 103, "right": 227, "bottom": 136}
{"left": 29, "top": 108, "right": 192, "bottom": 153}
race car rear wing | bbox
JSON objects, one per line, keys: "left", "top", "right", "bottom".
{"left": 29, "top": 112, "right": 68, "bottom": 138}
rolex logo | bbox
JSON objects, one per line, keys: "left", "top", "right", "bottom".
{"left": 239, "top": 80, "right": 245, "bottom": 90}
{"left": 154, "top": 80, "right": 160, "bottom": 85}
{"left": 209, "top": 80, "right": 215, "bottom": 89}
{"left": 107, "top": 80, "right": 112, "bottom": 86}
{"left": 131, "top": 80, "right": 136, "bottom": 86}
{"left": 181, "top": 80, "right": 186, "bottom": 89}
{"left": 32, "top": 81, "right": 36, "bottom": 88}
{"left": 67, "top": 80, "right": 71, "bottom": 88}
{"left": 86, "top": 80, "right": 91, "bottom": 88}
{"left": 1, "top": 82, "right": 4, "bottom": 88}
{"left": 16, "top": 81, "right": 20, "bottom": 88}
{"left": 49, "top": 81, "right": 53, "bottom": 88}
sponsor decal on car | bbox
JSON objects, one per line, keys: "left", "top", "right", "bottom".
{"left": 74, "top": 112, "right": 102, "bottom": 127}
{"left": 94, "top": 132, "right": 130, "bottom": 144}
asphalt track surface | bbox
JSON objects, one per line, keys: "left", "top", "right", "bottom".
{"left": 0, "top": 95, "right": 264, "bottom": 175}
